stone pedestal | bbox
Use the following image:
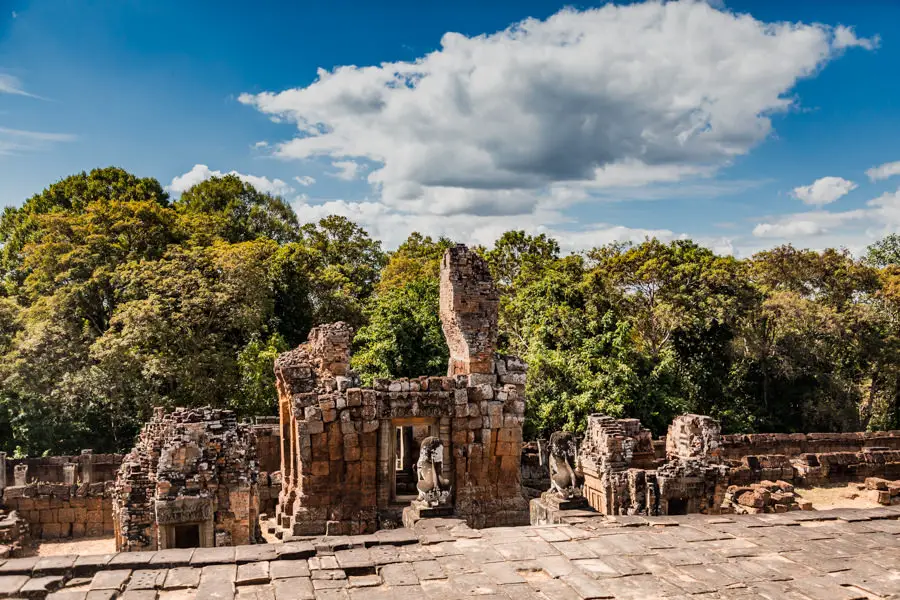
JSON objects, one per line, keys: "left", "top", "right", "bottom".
{"left": 540, "top": 491, "right": 589, "bottom": 511}
{"left": 80, "top": 450, "right": 94, "bottom": 484}
{"left": 529, "top": 495, "right": 594, "bottom": 525}
{"left": 401, "top": 502, "right": 454, "bottom": 528}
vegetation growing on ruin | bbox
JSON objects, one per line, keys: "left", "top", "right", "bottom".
{"left": 2, "top": 167, "right": 899, "bottom": 454}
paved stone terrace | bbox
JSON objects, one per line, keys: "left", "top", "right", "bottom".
{"left": 1, "top": 508, "right": 900, "bottom": 599}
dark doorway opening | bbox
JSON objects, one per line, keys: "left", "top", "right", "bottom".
{"left": 394, "top": 425, "right": 419, "bottom": 501}
{"left": 667, "top": 498, "right": 688, "bottom": 515}
{"left": 174, "top": 524, "right": 200, "bottom": 548}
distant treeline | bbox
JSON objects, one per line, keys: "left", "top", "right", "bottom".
{"left": 2, "top": 167, "right": 899, "bottom": 455}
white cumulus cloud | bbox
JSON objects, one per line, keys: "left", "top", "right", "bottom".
{"left": 291, "top": 197, "right": 676, "bottom": 252}
{"left": 791, "top": 176, "right": 857, "bottom": 206}
{"left": 240, "top": 1, "right": 874, "bottom": 216}
{"left": 294, "top": 175, "right": 316, "bottom": 186}
{"left": 866, "top": 161, "right": 900, "bottom": 182}
{"left": 168, "top": 164, "right": 293, "bottom": 196}
{"left": 330, "top": 160, "right": 361, "bottom": 180}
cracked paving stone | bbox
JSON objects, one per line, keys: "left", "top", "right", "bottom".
{"left": 163, "top": 567, "right": 201, "bottom": 590}
{"left": 379, "top": 563, "right": 418, "bottom": 586}
{"left": 272, "top": 577, "right": 314, "bottom": 600}
{"left": 90, "top": 570, "right": 132, "bottom": 591}
{"left": 237, "top": 562, "right": 270, "bottom": 586}
{"left": 126, "top": 569, "right": 167, "bottom": 590}
{"left": 0, "top": 574, "right": 30, "bottom": 597}
{"left": 411, "top": 561, "right": 444, "bottom": 581}
{"left": 269, "top": 561, "right": 310, "bottom": 580}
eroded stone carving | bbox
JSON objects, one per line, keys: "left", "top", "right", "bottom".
{"left": 547, "top": 431, "right": 583, "bottom": 500}
{"left": 415, "top": 437, "right": 451, "bottom": 507}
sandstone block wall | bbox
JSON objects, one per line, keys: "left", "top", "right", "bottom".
{"left": 580, "top": 414, "right": 729, "bottom": 516}
{"left": 719, "top": 431, "right": 900, "bottom": 459}
{"left": 1, "top": 482, "right": 113, "bottom": 540}
{"left": 275, "top": 342, "right": 528, "bottom": 535}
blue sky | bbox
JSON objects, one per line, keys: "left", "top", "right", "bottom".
{"left": 2, "top": 0, "right": 900, "bottom": 255}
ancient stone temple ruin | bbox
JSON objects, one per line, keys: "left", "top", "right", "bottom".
{"left": 112, "top": 407, "right": 259, "bottom": 551}
{"left": 273, "top": 244, "right": 528, "bottom": 536}
{"left": 578, "top": 414, "right": 729, "bottom": 516}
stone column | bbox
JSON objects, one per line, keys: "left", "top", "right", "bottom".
{"left": 0, "top": 451, "right": 6, "bottom": 494}
{"left": 63, "top": 463, "right": 77, "bottom": 485}
{"left": 439, "top": 244, "right": 500, "bottom": 375}
{"left": 14, "top": 464, "right": 27, "bottom": 486}
{"left": 80, "top": 449, "right": 94, "bottom": 484}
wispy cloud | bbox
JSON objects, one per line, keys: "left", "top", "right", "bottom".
{"left": 0, "top": 127, "right": 77, "bottom": 155}
{"left": 0, "top": 74, "right": 44, "bottom": 99}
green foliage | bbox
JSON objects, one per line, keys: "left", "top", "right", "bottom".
{"left": 3, "top": 169, "right": 900, "bottom": 454}
{"left": 352, "top": 278, "right": 448, "bottom": 385}
{"left": 866, "top": 234, "right": 900, "bottom": 268}
{"left": 176, "top": 175, "right": 299, "bottom": 244}
{"left": 236, "top": 333, "right": 289, "bottom": 416}
{"left": 0, "top": 168, "right": 382, "bottom": 455}
{"left": 377, "top": 233, "right": 453, "bottom": 292}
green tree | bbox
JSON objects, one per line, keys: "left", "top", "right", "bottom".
{"left": 176, "top": 175, "right": 299, "bottom": 244}
{"left": 866, "top": 234, "right": 900, "bottom": 268}
{"left": 377, "top": 233, "right": 453, "bottom": 293}
{"left": 352, "top": 278, "right": 448, "bottom": 385}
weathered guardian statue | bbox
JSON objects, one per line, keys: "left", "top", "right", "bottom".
{"left": 416, "top": 436, "right": 451, "bottom": 507}
{"left": 548, "top": 431, "right": 584, "bottom": 500}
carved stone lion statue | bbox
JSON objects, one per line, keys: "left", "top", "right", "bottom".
{"left": 415, "top": 436, "right": 451, "bottom": 507}
{"left": 548, "top": 431, "right": 584, "bottom": 500}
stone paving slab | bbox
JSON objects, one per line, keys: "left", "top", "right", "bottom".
{"left": 1, "top": 508, "right": 899, "bottom": 599}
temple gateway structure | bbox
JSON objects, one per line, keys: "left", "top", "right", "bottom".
{"left": 273, "top": 244, "right": 530, "bottom": 536}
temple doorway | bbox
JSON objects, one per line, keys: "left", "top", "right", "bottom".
{"left": 391, "top": 419, "right": 437, "bottom": 503}
{"left": 174, "top": 524, "right": 200, "bottom": 548}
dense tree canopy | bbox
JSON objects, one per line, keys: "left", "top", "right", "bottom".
{"left": 1, "top": 167, "right": 899, "bottom": 455}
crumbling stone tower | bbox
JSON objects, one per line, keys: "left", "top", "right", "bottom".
{"left": 112, "top": 407, "right": 259, "bottom": 551}
{"left": 273, "top": 244, "right": 528, "bottom": 536}
{"left": 440, "top": 245, "right": 500, "bottom": 376}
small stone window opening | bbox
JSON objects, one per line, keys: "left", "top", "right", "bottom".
{"left": 174, "top": 524, "right": 201, "bottom": 548}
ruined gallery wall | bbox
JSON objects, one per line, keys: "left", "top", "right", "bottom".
{"left": 4, "top": 452, "right": 123, "bottom": 485}
{"left": 2, "top": 483, "right": 113, "bottom": 540}
{"left": 719, "top": 431, "right": 900, "bottom": 459}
